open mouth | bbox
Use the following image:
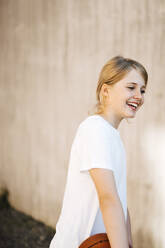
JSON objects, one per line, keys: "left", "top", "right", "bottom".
{"left": 126, "top": 102, "right": 138, "bottom": 111}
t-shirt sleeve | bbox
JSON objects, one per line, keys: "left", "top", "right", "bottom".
{"left": 78, "top": 121, "right": 118, "bottom": 173}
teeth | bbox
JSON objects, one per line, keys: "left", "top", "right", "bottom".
{"left": 127, "top": 102, "right": 138, "bottom": 108}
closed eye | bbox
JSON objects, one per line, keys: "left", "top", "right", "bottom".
{"left": 127, "top": 87, "right": 146, "bottom": 94}
{"left": 127, "top": 87, "right": 134, "bottom": 90}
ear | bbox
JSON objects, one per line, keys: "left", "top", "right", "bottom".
{"left": 101, "top": 83, "right": 110, "bottom": 97}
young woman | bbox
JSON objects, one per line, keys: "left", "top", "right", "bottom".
{"left": 49, "top": 56, "right": 148, "bottom": 248}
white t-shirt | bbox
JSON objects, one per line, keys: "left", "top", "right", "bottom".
{"left": 49, "top": 114, "right": 127, "bottom": 248}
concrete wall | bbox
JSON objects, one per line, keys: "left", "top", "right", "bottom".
{"left": 0, "top": 0, "right": 165, "bottom": 247}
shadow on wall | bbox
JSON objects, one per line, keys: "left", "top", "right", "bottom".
{"left": 135, "top": 229, "right": 155, "bottom": 248}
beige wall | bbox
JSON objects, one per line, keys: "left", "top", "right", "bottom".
{"left": 0, "top": 0, "right": 165, "bottom": 247}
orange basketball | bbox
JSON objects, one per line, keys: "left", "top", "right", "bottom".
{"left": 79, "top": 233, "right": 111, "bottom": 248}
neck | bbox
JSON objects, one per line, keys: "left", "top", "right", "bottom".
{"left": 99, "top": 110, "right": 123, "bottom": 129}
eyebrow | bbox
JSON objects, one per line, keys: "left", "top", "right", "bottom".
{"left": 127, "top": 82, "right": 146, "bottom": 88}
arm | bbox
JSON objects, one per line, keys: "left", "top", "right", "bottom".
{"left": 89, "top": 168, "right": 129, "bottom": 248}
{"left": 126, "top": 208, "right": 133, "bottom": 248}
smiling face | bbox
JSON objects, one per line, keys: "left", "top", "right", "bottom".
{"left": 101, "top": 68, "right": 146, "bottom": 123}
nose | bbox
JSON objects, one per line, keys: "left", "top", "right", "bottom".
{"left": 133, "top": 89, "right": 143, "bottom": 100}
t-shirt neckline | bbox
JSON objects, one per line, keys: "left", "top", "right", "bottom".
{"left": 91, "top": 114, "right": 120, "bottom": 135}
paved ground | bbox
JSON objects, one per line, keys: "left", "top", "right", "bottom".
{"left": 0, "top": 191, "right": 55, "bottom": 248}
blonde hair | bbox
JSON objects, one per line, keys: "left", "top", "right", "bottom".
{"left": 88, "top": 55, "right": 148, "bottom": 115}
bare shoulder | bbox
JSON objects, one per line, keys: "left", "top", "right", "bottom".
{"left": 89, "top": 168, "right": 119, "bottom": 202}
